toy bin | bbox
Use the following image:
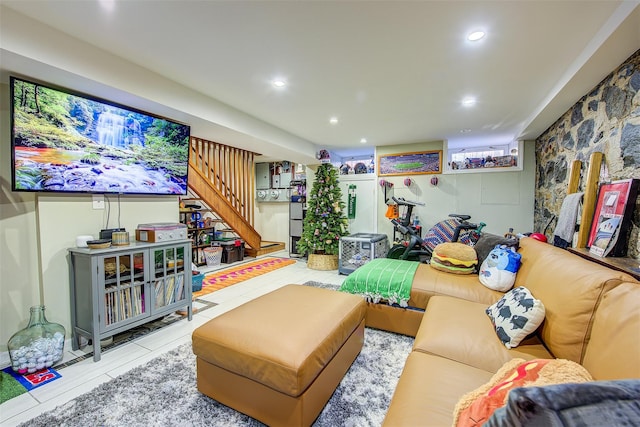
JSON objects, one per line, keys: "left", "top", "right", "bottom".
{"left": 339, "top": 233, "right": 389, "bottom": 275}
{"left": 203, "top": 246, "right": 223, "bottom": 267}
{"left": 192, "top": 273, "right": 205, "bottom": 292}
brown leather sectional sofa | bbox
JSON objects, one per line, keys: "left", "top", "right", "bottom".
{"left": 365, "top": 237, "right": 640, "bottom": 425}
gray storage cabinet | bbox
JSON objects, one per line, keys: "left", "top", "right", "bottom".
{"left": 68, "top": 240, "right": 192, "bottom": 361}
{"left": 289, "top": 201, "right": 306, "bottom": 257}
{"left": 339, "top": 233, "right": 389, "bottom": 275}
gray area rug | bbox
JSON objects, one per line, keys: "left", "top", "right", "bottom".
{"left": 21, "top": 282, "right": 414, "bottom": 426}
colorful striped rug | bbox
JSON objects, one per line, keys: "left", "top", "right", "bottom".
{"left": 193, "top": 257, "right": 297, "bottom": 298}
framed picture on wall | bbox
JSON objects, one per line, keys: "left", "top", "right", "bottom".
{"left": 443, "top": 141, "right": 524, "bottom": 174}
{"left": 588, "top": 178, "right": 639, "bottom": 257}
{"left": 378, "top": 150, "right": 442, "bottom": 176}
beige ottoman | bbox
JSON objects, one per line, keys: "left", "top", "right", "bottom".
{"left": 192, "top": 284, "right": 367, "bottom": 426}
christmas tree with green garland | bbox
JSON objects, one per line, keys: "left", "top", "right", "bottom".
{"left": 298, "top": 163, "right": 349, "bottom": 256}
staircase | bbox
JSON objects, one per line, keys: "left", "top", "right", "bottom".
{"left": 188, "top": 137, "right": 285, "bottom": 257}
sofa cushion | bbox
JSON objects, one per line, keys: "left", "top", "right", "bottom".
{"left": 486, "top": 287, "right": 545, "bottom": 349}
{"left": 414, "top": 295, "right": 553, "bottom": 373}
{"left": 453, "top": 358, "right": 592, "bottom": 427}
{"left": 485, "top": 380, "right": 640, "bottom": 427}
{"left": 382, "top": 351, "right": 494, "bottom": 427}
{"left": 514, "top": 237, "right": 635, "bottom": 363}
{"left": 582, "top": 282, "right": 640, "bottom": 380}
{"left": 408, "top": 264, "right": 503, "bottom": 309}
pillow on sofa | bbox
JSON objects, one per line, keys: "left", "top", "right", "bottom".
{"left": 486, "top": 286, "right": 545, "bottom": 348}
{"left": 453, "top": 358, "right": 593, "bottom": 427}
{"left": 479, "top": 245, "right": 522, "bottom": 292}
{"left": 485, "top": 379, "right": 640, "bottom": 427}
{"left": 430, "top": 242, "right": 478, "bottom": 275}
{"left": 474, "top": 233, "right": 519, "bottom": 266}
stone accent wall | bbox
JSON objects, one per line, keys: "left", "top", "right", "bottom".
{"left": 535, "top": 49, "right": 640, "bottom": 259}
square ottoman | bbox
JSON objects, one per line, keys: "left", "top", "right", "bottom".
{"left": 192, "top": 284, "right": 367, "bottom": 426}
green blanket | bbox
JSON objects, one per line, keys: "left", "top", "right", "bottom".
{"left": 339, "top": 258, "right": 419, "bottom": 307}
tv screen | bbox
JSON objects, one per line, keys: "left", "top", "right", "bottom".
{"left": 11, "top": 76, "right": 190, "bottom": 195}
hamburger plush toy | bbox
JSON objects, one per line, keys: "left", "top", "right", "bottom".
{"left": 430, "top": 242, "right": 478, "bottom": 274}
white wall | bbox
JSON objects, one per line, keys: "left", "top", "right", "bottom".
{"left": 338, "top": 174, "right": 378, "bottom": 235}
{"left": 1, "top": 80, "right": 41, "bottom": 353}
{"left": 0, "top": 188, "right": 180, "bottom": 355}
{"left": 375, "top": 141, "right": 536, "bottom": 239}
{"left": 37, "top": 195, "right": 180, "bottom": 332}
{"left": 254, "top": 202, "right": 291, "bottom": 250}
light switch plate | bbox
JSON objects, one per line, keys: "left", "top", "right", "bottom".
{"left": 92, "top": 195, "right": 105, "bottom": 210}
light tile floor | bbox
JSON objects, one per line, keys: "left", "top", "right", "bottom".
{"left": 0, "top": 252, "right": 346, "bottom": 427}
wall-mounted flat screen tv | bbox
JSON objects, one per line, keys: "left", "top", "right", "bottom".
{"left": 11, "top": 76, "right": 190, "bottom": 195}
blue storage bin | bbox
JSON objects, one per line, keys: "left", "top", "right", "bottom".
{"left": 192, "top": 273, "right": 204, "bottom": 292}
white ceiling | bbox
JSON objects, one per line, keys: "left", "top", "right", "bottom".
{"left": 2, "top": 1, "right": 640, "bottom": 162}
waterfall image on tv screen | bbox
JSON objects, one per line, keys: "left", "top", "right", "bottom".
{"left": 11, "top": 76, "right": 190, "bottom": 195}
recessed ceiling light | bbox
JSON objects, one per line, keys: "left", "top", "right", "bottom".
{"left": 329, "top": 117, "right": 339, "bottom": 125}
{"left": 460, "top": 129, "right": 472, "bottom": 133}
{"left": 272, "top": 79, "right": 286, "bottom": 88}
{"left": 360, "top": 138, "right": 367, "bottom": 144}
{"left": 462, "top": 97, "right": 476, "bottom": 107}
{"left": 99, "top": 0, "right": 116, "bottom": 12}
{"left": 467, "top": 31, "right": 486, "bottom": 41}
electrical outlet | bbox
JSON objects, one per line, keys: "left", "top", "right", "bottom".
{"left": 92, "top": 195, "right": 105, "bottom": 210}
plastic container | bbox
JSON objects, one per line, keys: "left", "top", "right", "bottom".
{"left": 192, "top": 273, "right": 205, "bottom": 292}
{"left": 203, "top": 246, "right": 223, "bottom": 267}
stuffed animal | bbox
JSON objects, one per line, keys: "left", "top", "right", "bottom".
{"left": 479, "top": 245, "right": 522, "bottom": 291}
{"left": 430, "top": 242, "right": 478, "bottom": 275}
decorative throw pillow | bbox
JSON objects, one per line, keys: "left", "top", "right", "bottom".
{"left": 486, "top": 286, "right": 545, "bottom": 348}
{"left": 453, "top": 358, "right": 593, "bottom": 427}
{"left": 430, "top": 242, "right": 478, "bottom": 275}
{"left": 474, "top": 233, "right": 519, "bottom": 267}
{"left": 479, "top": 245, "right": 522, "bottom": 292}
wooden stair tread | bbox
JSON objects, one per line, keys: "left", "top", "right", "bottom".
{"left": 245, "top": 241, "right": 286, "bottom": 258}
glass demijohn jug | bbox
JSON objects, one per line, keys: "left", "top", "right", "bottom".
{"left": 7, "top": 306, "right": 66, "bottom": 374}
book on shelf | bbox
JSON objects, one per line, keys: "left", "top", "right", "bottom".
{"left": 105, "top": 294, "right": 111, "bottom": 326}
{"left": 119, "top": 290, "right": 125, "bottom": 321}
{"left": 104, "top": 283, "right": 147, "bottom": 324}
{"left": 128, "top": 287, "right": 134, "bottom": 317}
{"left": 587, "top": 179, "right": 639, "bottom": 257}
{"left": 589, "top": 214, "right": 622, "bottom": 257}
{"left": 175, "top": 275, "right": 184, "bottom": 301}
{"left": 106, "top": 292, "right": 115, "bottom": 325}
{"left": 134, "top": 285, "right": 141, "bottom": 316}
{"left": 165, "top": 276, "right": 176, "bottom": 305}
{"left": 155, "top": 279, "right": 166, "bottom": 308}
